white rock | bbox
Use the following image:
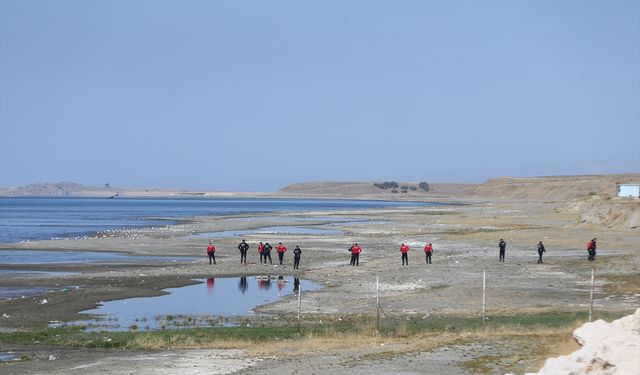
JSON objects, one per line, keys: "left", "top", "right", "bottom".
{"left": 525, "top": 309, "right": 640, "bottom": 375}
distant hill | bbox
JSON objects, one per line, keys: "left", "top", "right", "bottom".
{"left": 461, "top": 174, "right": 640, "bottom": 201}
{"left": 278, "top": 181, "right": 471, "bottom": 196}
{"left": 0, "top": 182, "right": 264, "bottom": 198}
{"left": 0, "top": 182, "right": 111, "bottom": 197}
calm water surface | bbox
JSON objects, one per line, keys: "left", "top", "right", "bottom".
{"left": 0, "top": 250, "right": 194, "bottom": 264}
{"left": 0, "top": 197, "right": 442, "bottom": 243}
{"left": 65, "top": 276, "right": 319, "bottom": 331}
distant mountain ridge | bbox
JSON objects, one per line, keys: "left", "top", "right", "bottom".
{"left": 0, "top": 182, "right": 259, "bottom": 198}
{"left": 461, "top": 174, "right": 640, "bottom": 200}
{"left": 279, "top": 181, "right": 471, "bottom": 196}
{"left": 0, "top": 182, "right": 115, "bottom": 197}
{"left": 3, "top": 174, "right": 638, "bottom": 200}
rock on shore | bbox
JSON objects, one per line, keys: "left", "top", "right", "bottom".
{"left": 522, "top": 309, "right": 640, "bottom": 375}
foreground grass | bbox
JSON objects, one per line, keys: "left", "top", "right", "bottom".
{"left": 1, "top": 309, "right": 632, "bottom": 374}
{"left": 0, "top": 309, "right": 628, "bottom": 352}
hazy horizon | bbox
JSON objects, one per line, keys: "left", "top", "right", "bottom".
{"left": 3, "top": 172, "right": 640, "bottom": 194}
{"left": 2, "top": 1, "right": 639, "bottom": 191}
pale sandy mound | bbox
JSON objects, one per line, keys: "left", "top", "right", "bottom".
{"left": 522, "top": 309, "right": 640, "bottom": 375}
{"left": 566, "top": 198, "right": 640, "bottom": 228}
{"left": 462, "top": 174, "right": 639, "bottom": 201}
{"left": 278, "top": 181, "right": 470, "bottom": 195}
{"left": 279, "top": 181, "right": 384, "bottom": 195}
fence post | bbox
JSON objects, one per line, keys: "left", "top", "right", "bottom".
{"left": 589, "top": 267, "right": 595, "bottom": 322}
{"left": 482, "top": 270, "right": 486, "bottom": 329}
{"left": 376, "top": 275, "right": 380, "bottom": 333}
{"left": 297, "top": 284, "right": 302, "bottom": 335}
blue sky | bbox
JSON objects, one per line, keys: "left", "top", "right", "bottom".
{"left": 1, "top": 1, "right": 638, "bottom": 191}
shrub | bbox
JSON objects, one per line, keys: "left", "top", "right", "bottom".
{"left": 374, "top": 181, "right": 399, "bottom": 190}
{"left": 418, "top": 182, "right": 430, "bottom": 192}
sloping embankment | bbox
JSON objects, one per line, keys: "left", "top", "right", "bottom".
{"left": 461, "top": 174, "right": 639, "bottom": 201}
{"left": 565, "top": 198, "right": 640, "bottom": 228}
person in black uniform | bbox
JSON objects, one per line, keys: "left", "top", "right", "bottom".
{"left": 263, "top": 242, "right": 273, "bottom": 264}
{"left": 498, "top": 239, "right": 506, "bottom": 262}
{"left": 238, "top": 239, "right": 249, "bottom": 264}
{"left": 537, "top": 241, "right": 546, "bottom": 263}
{"left": 293, "top": 245, "right": 302, "bottom": 269}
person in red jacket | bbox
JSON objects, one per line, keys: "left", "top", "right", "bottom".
{"left": 276, "top": 242, "right": 287, "bottom": 265}
{"left": 400, "top": 243, "right": 410, "bottom": 266}
{"left": 257, "top": 241, "right": 264, "bottom": 264}
{"left": 206, "top": 242, "right": 216, "bottom": 265}
{"left": 424, "top": 243, "right": 433, "bottom": 264}
{"left": 350, "top": 243, "right": 362, "bottom": 266}
{"left": 587, "top": 238, "right": 597, "bottom": 261}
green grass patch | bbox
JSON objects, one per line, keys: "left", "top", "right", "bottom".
{"left": 0, "top": 309, "right": 631, "bottom": 350}
{"left": 0, "top": 325, "right": 299, "bottom": 349}
{"left": 462, "top": 355, "right": 501, "bottom": 374}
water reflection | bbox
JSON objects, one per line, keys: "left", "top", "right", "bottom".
{"left": 0, "top": 352, "right": 16, "bottom": 362}
{"left": 258, "top": 276, "right": 272, "bottom": 291}
{"left": 64, "top": 276, "right": 320, "bottom": 331}
{"left": 238, "top": 276, "right": 248, "bottom": 294}
{"left": 294, "top": 277, "right": 300, "bottom": 293}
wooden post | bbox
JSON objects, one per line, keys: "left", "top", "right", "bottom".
{"left": 297, "top": 284, "right": 302, "bottom": 335}
{"left": 376, "top": 275, "right": 380, "bottom": 333}
{"left": 482, "top": 270, "right": 486, "bottom": 329}
{"left": 589, "top": 266, "right": 595, "bottom": 322}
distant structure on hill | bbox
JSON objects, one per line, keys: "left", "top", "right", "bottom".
{"left": 617, "top": 183, "right": 640, "bottom": 198}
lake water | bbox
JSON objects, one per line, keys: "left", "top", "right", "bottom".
{"left": 0, "top": 250, "right": 194, "bottom": 265}
{"left": 0, "top": 352, "right": 16, "bottom": 362}
{"left": 0, "top": 197, "right": 442, "bottom": 243}
{"left": 0, "top": 251, "right": 194, "bottom": 300}
{"left": 61, "top": 276, "right": 319, "bottom": 331}
{"left": 0, "top": 286, "right": 54, "bottom": 300}
{"left": 0, "top": 269, "right": 74, "bottom": 277}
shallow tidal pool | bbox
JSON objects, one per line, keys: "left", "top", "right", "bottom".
{"left": 58, "top": 276, "right": 319, "bottom": 331}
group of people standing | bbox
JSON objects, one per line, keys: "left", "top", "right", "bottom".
{"left": 207, "top": 240, "right": 303, "bottom": 269}
{"left": 398, "top": 243, "right": 434, "bottom": 266}
{"left": 207, "top": 237, "right": 598, "bottom": 268}
{"left": 348, "top": 243, "right": 362, "bottom": 266}
{"left": 498, "top": 238, "right": 597, "bottom": 264}
{"left": 500, "top": 239, "right": 548, "bottom": 264}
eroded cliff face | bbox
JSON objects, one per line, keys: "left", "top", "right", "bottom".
{"left": 521, "top": 309, "right": 640, "bottom": 375}
{"left": 565, "top": 197, "right": 640, "bottom": 229}
{"left": 461, "top": 174, "right": 639, "bottom": 201}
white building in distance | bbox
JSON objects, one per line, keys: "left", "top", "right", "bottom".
{"left": 617, "top": 184, "right": 640, "bottom": 198}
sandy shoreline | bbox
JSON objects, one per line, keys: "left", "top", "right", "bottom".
{"left": 1, "top": 197, "right": 639, "bottom": 374}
